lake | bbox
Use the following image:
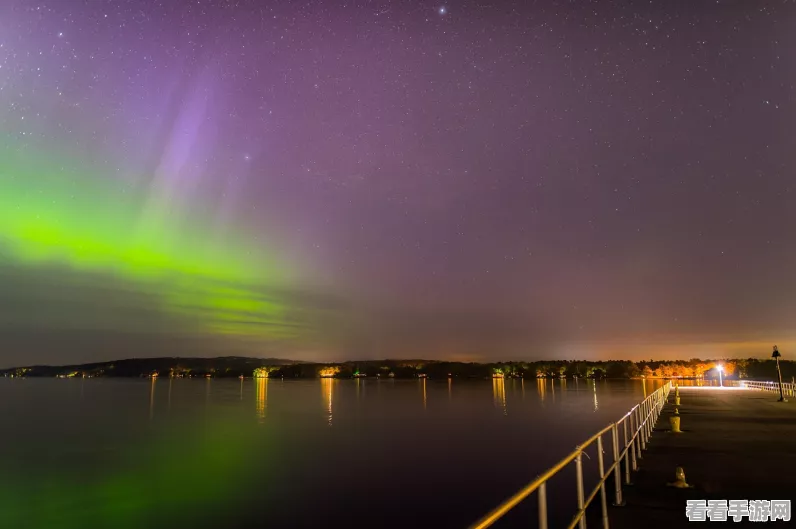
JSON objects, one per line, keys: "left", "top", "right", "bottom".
{"left": 0, "top": 377, "right": 665, "bottom": 529}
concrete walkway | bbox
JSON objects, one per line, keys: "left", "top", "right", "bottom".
{"left": 608, "top": 387, "right": 796, "bottom": 528}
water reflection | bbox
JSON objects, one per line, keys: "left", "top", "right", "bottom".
{"left": 256, "top": 377, "right": 268, "bottom": 421}
{"left": 322, "top": 378, "right": 333, "bottom": 426}
{"left": 421, "top": 378, "right": 427, "bottom": 410}
{"left": 149, "top": 377, "right": 156, "bottom": 420}
{"left": 492, "top": 377, "right": 507, "bottom": 415}
{"left": 448, "top": 377, "right": 452, "bottom": 400}
{"left": 1, "top": 378, "right": 669, "bottom": 529}
{"left": 592, "top": 380, "right": 598, "bottom": 412}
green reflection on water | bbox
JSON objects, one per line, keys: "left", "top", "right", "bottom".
{"left": 0, "top": 415, "right": 264, "bottom": 529}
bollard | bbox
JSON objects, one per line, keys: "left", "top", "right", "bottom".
{"left": 667, "top": 467, "right": 692, "bottom": 488}
{"left": 669, "top": 413, "right": 682, "bottom": 433}
{"left": 674, "top": 395, "right": 680, "bottom": 406}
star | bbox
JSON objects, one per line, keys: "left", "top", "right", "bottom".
{"left": 0, "top": 0, "right": 793, "bottom": 371}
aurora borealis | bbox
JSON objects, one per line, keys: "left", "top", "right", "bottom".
{"left": 2, "top": 0, "right": 796, "bottom": 365}
{"left": 1, "top": 141, "right": 304, "bottom": 347}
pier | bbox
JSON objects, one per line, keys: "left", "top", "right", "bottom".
{"left": 470, "top": 381, "right": 795, "bottom": 528}
{"left": 611, "top": 386, "right": 795, "bottom": 528}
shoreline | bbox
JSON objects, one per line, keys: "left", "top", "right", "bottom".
{"left": 2, "top": 356, "right": 792, "bottom": 382}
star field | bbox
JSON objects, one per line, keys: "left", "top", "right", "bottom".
{"left": 1, "top": 0, "right": 795, "bottom": 365}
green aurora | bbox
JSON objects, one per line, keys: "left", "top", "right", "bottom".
{"left": 0, "top": 145, "right": 304, "bottom": 341}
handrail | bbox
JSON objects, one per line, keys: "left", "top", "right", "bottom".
{"left": 741, "top": 380, "right": 796, "bottom": 398}
{"left": 470, "top": 381, "right": 673, "bottom": 529}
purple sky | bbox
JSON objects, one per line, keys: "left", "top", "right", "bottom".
{"left": 1, "top": 0, "right": 795, "bottom": 366}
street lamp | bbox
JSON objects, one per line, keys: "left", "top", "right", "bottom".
{"left": 772, "top": 346, "right": 788, "bottom": 403}
{"left": 715, "top": 364, "right": 724, "bottom": 387}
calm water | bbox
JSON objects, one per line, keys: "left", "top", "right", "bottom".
{"left": 0, "top": 377, "right": 664, "bottom": 529}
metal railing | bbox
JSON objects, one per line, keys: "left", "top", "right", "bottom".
{"left": 470, "top": 381, "right": 673, "bottom": 529}
{"left": 741, "top": 380, "right": 796, "bottom": 398}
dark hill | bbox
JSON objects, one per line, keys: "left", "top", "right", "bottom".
{"left": 1, "top": 356, "right": 298, "bottom": 378}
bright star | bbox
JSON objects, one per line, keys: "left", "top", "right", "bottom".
{"left": 438, "top": 6, "right": 447, "bottom": 15}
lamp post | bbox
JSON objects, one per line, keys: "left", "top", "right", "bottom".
{"left": 717, "top": 364, "right": 723, "bottom": 387}
{"left": 772, "top": 346, "right": 787, "bottom": 403}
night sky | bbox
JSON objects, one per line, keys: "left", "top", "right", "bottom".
{"left": 1, "top": 0, "right": 794, "bottom": 367}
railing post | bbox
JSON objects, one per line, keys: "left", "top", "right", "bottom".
{"left": 650, "top": 395, "right": 658, "bottom": 422}
{"left": 641, "top": 401, "right": 648, "bottom": 446}
{"left": 654, "top": 393, "right": 659, "bottom": 420}
{"left": 651, "top": 395, "right": 656, "bottom": 421}
{"left": 622, "top": 417, "right": 628, "bottom": 450}
{"left": 597, "top": 437, "right": 609, "bottom": 528}
{"left": 630, "top": 406, "right": 638, "bottom": 462}
{"left": 611, "top": 423, "right": 623, "bottom": 506}
{"left": 538, "top": 481, "right": 548, "bottom": 529}
{"left": 622, "top": 419, "right": 630, "bottom": 484}
{"left": 637, "top": 406, "right": 646, "bottom": 452}
{"left": 576, "top": 451, "right": 586, "bottom": 529}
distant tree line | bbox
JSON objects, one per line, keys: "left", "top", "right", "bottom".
{"left": 261, "top": 358, "right": 793, "bottom": 381}
{"left": 3, "top": 357, "right": 794, "bottom": 381}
